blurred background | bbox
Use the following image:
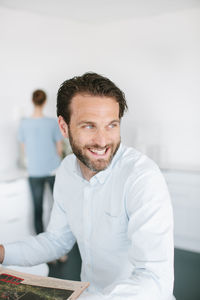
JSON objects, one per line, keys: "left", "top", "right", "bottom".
{"left": 0, "top": 1, "right": 200, "bottom": 299}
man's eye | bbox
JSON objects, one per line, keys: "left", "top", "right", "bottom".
{"left": 108, "top": 123, "right": 117, "bottom": 129}
{"left": 84, "top": 125, "right": 93, "bottom": 129}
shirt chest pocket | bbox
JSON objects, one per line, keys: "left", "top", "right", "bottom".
{"left": 103, "top": 211, "right": 128, "bottom": 235}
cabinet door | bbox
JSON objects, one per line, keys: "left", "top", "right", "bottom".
{"left": 163, "top": 170, "right": 200, "bottom": 252}
{"left": 0, "top": 178, "right": 35, "bottom": 242}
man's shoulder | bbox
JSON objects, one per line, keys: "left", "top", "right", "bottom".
{"left": 118, "top": 144, "right": 160, "bottom": 177}
{"left": 57, "top": 153, "right": 76, "bottom": 175}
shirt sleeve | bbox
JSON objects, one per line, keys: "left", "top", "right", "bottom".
{"left": 81, "top": 168, "right": 174, "bottom": 300}
{"left": 18, "top": 120, "right": 25, "bottom": 143}
{"left": 3, "top": 169, "right": 76, "bottom": 266}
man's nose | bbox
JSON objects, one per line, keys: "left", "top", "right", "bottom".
{"left": 93, "top": 128, "right": 107, "bottom": 147}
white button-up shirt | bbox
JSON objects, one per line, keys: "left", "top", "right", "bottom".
{"left": 4, "top": 144, "right": 174, "bottom": 300}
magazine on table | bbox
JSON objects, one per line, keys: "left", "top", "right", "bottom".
{"left": 0, "top": 266, "right": 89, "bottom": 299}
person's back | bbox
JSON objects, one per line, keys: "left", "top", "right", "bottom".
{"left": 19, "top": 117, "right": 62, "bottom": 177}
{"left": 18, "top": 90, "right": 63, "bottom": 234}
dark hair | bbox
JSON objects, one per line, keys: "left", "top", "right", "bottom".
{"left": 57, "top": 72, "right": 128, "bottom": 124}
{"left": 32, "top": 90, "right": 47, "bottom": 106}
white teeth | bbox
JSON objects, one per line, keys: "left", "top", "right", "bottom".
{"left": 90, "top": 148, "right": 106, "bottom": 155}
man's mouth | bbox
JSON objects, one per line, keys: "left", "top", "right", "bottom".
{"left": 89, "top": 147, "right": 108, "bottom": 156}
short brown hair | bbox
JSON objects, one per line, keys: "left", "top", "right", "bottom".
{"left": 57, "top": 72, "right": 128, "bottom": 124}
{"left": 32, "top": 90, "right": 46, "bottom": 106}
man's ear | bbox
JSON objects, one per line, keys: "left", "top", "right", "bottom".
{"left": 58, "top": 116, "right": 69, "bottom": 138}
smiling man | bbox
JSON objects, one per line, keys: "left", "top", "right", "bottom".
{"left": 58, "top": 93, "right": 121, "bottom": 180}
{"left": 0, "top": 73, "right": 174, "bottom": 300}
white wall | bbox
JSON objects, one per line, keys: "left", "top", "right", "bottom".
{"left": 0, "top": 5, "right": 200, "bottom": 175}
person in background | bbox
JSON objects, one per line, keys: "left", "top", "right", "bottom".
{"left": 18, "top": 90, "right": 63, "bottom": 234}
{"left": 0, "top": 73, "right": 174, "bottom": 299}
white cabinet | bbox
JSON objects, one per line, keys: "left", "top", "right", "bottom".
{"left": 0, "top": 177, "right": 49, "bottom": 276}
{"left": 163, "top": 170, "right": 200, "bottom": 253}
{"left": 0, "top": 178, "right": 34, "bottom": 241}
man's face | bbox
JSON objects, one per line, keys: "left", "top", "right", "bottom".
{"left": 59, "top": 93, "right": 121, "bottom": 179}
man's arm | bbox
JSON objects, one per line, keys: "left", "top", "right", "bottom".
{"left": 0, "top": 245, "right": 5, "bottom": 263}
{"left": 109, "top": 168, "right": 173, "bottom": 300}
{"left": 2, "top": 188, "right": 76, "bottom": 266}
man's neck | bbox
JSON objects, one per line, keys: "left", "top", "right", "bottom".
{"left": 78, "top": 160, "right": 97, "bottom": 181}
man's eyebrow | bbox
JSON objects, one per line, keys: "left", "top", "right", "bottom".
{"left": 78, "top": 120, "right": 120, "bottom": 126}
{"left": 109, "top": 120, "right": 120, "bottom": 124}
{"left": 77, "top": 121, "right": 95, "bottom": 126}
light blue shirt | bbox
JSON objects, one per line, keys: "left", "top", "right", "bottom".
{"left": 18, "top": 117, "right": 63, "bottom": 176}
{"left": 4, "top": 144, "right": 174, "bottom": 300}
